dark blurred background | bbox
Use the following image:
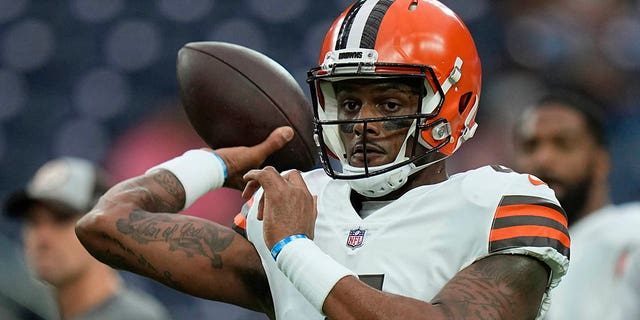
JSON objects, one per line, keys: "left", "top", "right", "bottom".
{"left": 1, "top": 0, "right": 639, "bottom": 319}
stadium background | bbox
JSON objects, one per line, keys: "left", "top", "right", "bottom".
{"left": 1, "top": 0, "right": 639, "bottom": 319}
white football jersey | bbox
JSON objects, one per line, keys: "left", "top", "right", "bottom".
{"left": 234, "top": 166, "right": 570, "bottom": 320}
{"left": 544, "top": 202, "right": 640, "bottom": 320}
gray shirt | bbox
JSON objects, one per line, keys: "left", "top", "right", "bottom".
{"left": 71, "top": 287, "right": 171, "bottom": 320}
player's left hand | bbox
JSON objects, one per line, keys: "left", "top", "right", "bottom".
{"left": 242, "top": 167, "right": 317, "bottom": 249}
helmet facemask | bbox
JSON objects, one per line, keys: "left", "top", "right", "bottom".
{"left": 308, "top": 61, "right": 454, "bottom": 197}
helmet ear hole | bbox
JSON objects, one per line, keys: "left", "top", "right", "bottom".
{"left": 458, "top": 92, "right": 473, "bottom": 114}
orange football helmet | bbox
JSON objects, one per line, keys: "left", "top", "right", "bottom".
{"left": 307, "top": 0, "right": 482, "bottom": 197}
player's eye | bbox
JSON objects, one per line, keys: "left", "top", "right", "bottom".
{"left": 381, "top": 102, "right": 400, "bottom": 112}
{"left": 553, "top": 137, "right": 575, "bottom": 152}
{"left": 341, "top": 101, "right": 360, "bottom": 113}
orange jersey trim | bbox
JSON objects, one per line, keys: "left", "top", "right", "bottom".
{"left": 494, "top": 204, "right": 568, "bottom": 229}
{"left": 528, "top": 174, "right": 547, "bottom": 186}
{"left": 233, "top": 213, "right": 247, "bottom": 230}
{"left": 490, "top": 225, "right": 571, "bottom": 248}
{"left": 490, "top": 195, "right": 570, "bottom": 258}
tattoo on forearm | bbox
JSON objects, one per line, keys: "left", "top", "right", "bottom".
{"left": 116, "top": 210, "right": 235, "bottom": 269}
{"left": 441, "top": 274, "right": 513, "bottom": 319}
{"left": 99, "top": 231, "right": 180, "bottom": 288}
{"left": 435, "top": 256, "right": 545, "bottom": 320}
{"left": 128, "top": 184, "right": 177, "bottom": 213}
{"left": 151, "top": 171, "right": 186, "bottom": 208}
{"left": 122, "top": 171, "right": 186, "bottom": 213}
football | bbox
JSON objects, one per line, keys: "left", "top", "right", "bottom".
{"left": 176, "top": 41, "right": 318, "bottom": 172}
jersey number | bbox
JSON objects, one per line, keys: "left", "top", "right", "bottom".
{"left": 359, "top": 274, "right": 385, "bottom": 290}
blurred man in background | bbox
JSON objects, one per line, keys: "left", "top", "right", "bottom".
{"left": 4, "top": 157, "right": 172, "bottom": 320}
{"left": 513, "top": 90, "right": 640, "bottom": 320}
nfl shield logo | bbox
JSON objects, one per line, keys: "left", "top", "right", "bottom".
{"left": 347, "top": 228, "right": 366, "bottom": 249}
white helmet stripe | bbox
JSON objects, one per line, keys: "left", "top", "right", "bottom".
{"left": 346, "top": 0, "right": 380, "bottom": 48}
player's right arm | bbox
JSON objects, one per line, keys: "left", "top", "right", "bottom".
{"left": 75, "top": 127, "right": 295, "bottom": 318}
{"left": 75, "top": 170, "right": 273, "bottom": 316}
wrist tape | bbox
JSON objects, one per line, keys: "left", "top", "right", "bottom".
{"left": 145, "top": 150, "right": 227, "bottom": 210}
{"left": 275, "top": 236, "right": 358, "bottom": 314}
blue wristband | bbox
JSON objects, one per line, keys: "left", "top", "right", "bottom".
{"left": 211, "top": 153, "right": 228, "bottom": 179}
{"left": 271, "top": 234, "right": 308, "bottom": 261}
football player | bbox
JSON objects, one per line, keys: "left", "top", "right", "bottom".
{"left": 513, "top": 91, "right": 640, "bottom": 320}
{"left": 76, "top": 1, "right": 569, "bottom": 319}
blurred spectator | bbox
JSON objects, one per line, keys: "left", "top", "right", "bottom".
{"left": 512, "top": 90, "right": 640, "bottom": 320}
{"left": 0, "top": 230, "right": 55, "bottom": 320}
{"left": 4, "top": 157, "right": 172, "bottom": 320}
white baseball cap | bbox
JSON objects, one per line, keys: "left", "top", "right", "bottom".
{"left": 5, "top": 157, "right": 108, "bottom": 218}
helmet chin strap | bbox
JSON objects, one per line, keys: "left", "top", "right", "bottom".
{"left": 345, "top": 162, "right": 413, "bottom": 197}
{"left": 345, "top": 152, "right": 447, "bottom": 198}
{"left": 344, "top": 118, "right": 417, "bottom": 197}
{"left": 345, "top": 135, "right": 445, "bottom": 198}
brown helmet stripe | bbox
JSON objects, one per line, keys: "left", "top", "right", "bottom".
{"left": 360, "top": 0, "right": 394, "bottom": 49}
